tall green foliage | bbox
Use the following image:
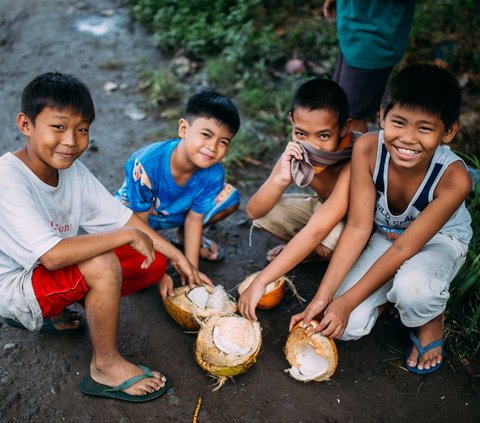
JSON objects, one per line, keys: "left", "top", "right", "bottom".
{"left": 445, "top": 154, "right": 480, "bottom": 357}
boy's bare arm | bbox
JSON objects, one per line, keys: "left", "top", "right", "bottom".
{"left": 183, "top": 210, "right": 204, "bottom": 268}
{"left": 40, "top": 226, "right": 155, "bottom": 271}
{"left": 246, "top": 143, "right": 303, "bottom": 219}
{"left": 126, "top": 213, "right": 207, "bottom": 287}
{"left": 240, "top": 162, "right": 352, "bottom": 321}
{"left": 246, "top": 160, "right": 290, "bottom": 219}
{"left": 290, "top": 134, "right": 377, "bottom": 329}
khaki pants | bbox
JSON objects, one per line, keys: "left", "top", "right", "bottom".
{"left": 252, "top": 194, "right": 345, "bottom": 251}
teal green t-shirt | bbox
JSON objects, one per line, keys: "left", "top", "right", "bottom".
{"left": 337, "top": 0, "right": 415, "bottom": 70}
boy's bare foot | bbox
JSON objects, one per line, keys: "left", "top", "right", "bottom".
{"left": 406, "top": 314, "right": 444, "bottom": 372}
{"left": 266, "top": 244, "right": 286, "bottom": 262}
{"left": 199, "top": 236, "right": 223, "bottom": 261}
{"left": 49, "top": 309, "right": 82, "bottom": 331}
{"left": 90, "top": 357, "right": 166, "bottom": 396}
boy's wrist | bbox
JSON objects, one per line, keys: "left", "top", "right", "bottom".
{"left": 272, "top": 174, "right": 292, "bottom": 189}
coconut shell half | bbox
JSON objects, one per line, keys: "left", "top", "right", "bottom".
{"left": 195, "top": 314, "right": 262, "bottom": 382}
{"left": 237, "top": 271, "right": 286, "bottom": 310}
{"left": 285, "top": 320, "right": 338, "bottom": 382}
{"left": 163, "top": 285, "right": 237, "bottom": 331}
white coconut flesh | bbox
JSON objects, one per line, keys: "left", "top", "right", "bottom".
{"left": 288, "top": 343, "right": 330, "bottom": 381}
{"left": 265, "top": 279, "right": 281, "bottom": 293}
{"left": 187, "top": 286, "right": 210, "bottom": 308}
{"left": 186, "top": 285, "right": 232, "bottom": 311}
{"left": 212, "top": 316, "right": 260, "bottom": 356}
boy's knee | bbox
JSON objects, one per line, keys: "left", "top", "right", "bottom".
{"left": 78, "top": 251, "right": 122, "bottom": 287}
{"left": 340, "top": 305, "right": 377, "bottom": 341}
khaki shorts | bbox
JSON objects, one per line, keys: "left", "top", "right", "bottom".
{"left": 252, "top": 194, "right": 345, "bottom": 251}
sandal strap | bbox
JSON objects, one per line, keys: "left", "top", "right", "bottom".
{"left": 409, "top": 331, "right": 444, "bottom": 359}
{"left": 201, "top": 236, "right": 212, "bottom": 249}
{"left": 105, "top": 365, "right": 154, "bottom": 392}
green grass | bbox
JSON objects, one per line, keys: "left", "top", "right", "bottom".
{"left": 445, "top": 153, "right": 480, "bottom": 359}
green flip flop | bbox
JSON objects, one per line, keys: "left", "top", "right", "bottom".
{"left": 80, "top": 365, "right": 171, "bottom": 403}
{"left": 4, "top": 308, "right": 84, "bottom": 335}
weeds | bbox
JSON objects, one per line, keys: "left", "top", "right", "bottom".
{"left": 138, "top": 66, "right": 185, "bottom": 108}
{"left": 445, "top": 152, "right": 480, "bottom": 358}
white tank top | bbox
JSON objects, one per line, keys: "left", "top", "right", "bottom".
{"left": 372, "top": 130, "right": 472, "bottom": 245}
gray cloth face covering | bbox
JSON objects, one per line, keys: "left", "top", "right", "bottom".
{"left": 290, "top": 140, "right": 354, "bottom": 187}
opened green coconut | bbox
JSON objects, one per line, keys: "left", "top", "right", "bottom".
{"left": 285, "top": 320, "right": 338, "bottom": 382}
{"left": 195, "top": 314, "right": 262, "bottom": 389}
{"left": 163, "top": 285, "right": 237, "bottom": 331}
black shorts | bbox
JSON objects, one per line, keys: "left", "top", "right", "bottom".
{"left": 333, "top": 52, "right": 392, "bottom": 120}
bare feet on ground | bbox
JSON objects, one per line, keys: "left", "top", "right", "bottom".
{"left": 406, "top": 314, "right": 444, "bottom": 372}
{"left": 90, "top": 357, "right": 166, "bottom": 396}
{"left": 50, "top": 310, "right": 82, "bottom": 331}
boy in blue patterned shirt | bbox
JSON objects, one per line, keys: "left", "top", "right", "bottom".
{"left": 116, "top": 91, "right": 240, "bottom": 295}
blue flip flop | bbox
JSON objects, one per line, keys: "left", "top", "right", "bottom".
{"left": 80, "top": 365, "right": 171, "bottom": 403}
{"left": 4, "top": 308, "right": 84, "bottom": 335}
{"left": 405, "top": 331, "right": 444, "bottom": 375}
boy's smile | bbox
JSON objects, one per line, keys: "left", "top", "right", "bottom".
{"left": 290, "top": 107, "right": 344, "bottom": 152}
{"left": 15, "top": 107, "right": 90, "bottom": 185}
{"left": 175, "top": 117, "right": 233, "bottom": 172}
{"left": 381, "top": 105, "right": 459, "bottom": 171}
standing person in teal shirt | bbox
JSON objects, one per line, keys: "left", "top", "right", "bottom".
{"left": 324, "top": 0, "right": 415, "bottom": 133}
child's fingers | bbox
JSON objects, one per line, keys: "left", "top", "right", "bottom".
{"left": 289, "top": 312, "right": 305, "bottom": 331}
{"left": 199, "top": 272, "right": 214, "bottom": 287}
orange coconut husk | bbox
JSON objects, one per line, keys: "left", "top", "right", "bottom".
{"left": 237, "top": 271, "right": 288, "bottom": 310}
{"left": 285, "top": 320, "right": 338, "bottom": 382}
{"left": 163, "top": 285, "right": 237, "bottom": 331}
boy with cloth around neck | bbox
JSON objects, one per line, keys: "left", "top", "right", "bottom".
{"left": 239, "top": 78, "right": 359, "bottom": 320}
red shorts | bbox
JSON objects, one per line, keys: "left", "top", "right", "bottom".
{"left": 31, "top": 245, "right": 167, "bottom": 318}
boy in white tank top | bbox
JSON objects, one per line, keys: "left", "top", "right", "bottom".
{"left": 291, "top": 64, "right": 472, "bottom": 375}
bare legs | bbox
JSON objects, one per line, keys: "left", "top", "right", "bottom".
{"left": 79, "top": 251, "right": 166, "bottom": 396}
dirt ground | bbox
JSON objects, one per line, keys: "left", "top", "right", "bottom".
{"left": 0, "top": 1, "right": 479, "bottom": 422}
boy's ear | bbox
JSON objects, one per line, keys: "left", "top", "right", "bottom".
{"left": 17, "top": 113, "right": 32, "bottom": 136}
{"left": 442, "top": 121, "right": 460, "bottom": 144}
{"left": 178, "top": 118, "right": 188, "bottom": 138}
{"left": 288, "top": 111, "right": 294, "bottom": 125}
{"left": 379, "top": 106, "right": 386, "bottom": 129}
{"left": 340, "top": 118, "right": 352, "bottom": 137}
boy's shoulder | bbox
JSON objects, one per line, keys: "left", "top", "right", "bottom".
{"left": 131, "top": 138, "right": 179, "bottom": 161}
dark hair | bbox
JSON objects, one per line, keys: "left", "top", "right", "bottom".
{"left": 184, "top": 91, "right": 240, "bottom": 135}
{"left": 21, "top": 72, "right": 95, "bottom": 125}
{"left": 381, "top": 64, "right": 461, "bottom": 131}
{"left": 290, "top": 78, "right": 349, "bottom": 129}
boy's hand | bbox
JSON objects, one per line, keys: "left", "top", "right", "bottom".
{"left": 238, "top": 284, "right": 266, "bottom": 321}
{"left": 323, "top": 0, "right": 336, "bottom": 19}
{"left": 169, "top": 250, "right": 201, "bottom": 287}
{"left": 315, "top": 296, "right": 352, "bottom": 339}
{"left": 128, "top": 228, "right": 155, "bottom": 269}
{"left": 276, "top": 141, "right": 303, "bottom": 186}
{"left": 289, "top": 295, "right": 329, "bottom": 332}
{"left": 158, "top": 274, "right": 174, "bottom": 299}
{"left": 198, "top": 271, "right": 214, "bottom": 288}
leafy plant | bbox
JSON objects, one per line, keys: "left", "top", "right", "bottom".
{"left": 408, "top": 0, "right": 480, "bottom": 73}
{"left": 138, "top": 66, "right": 185, "bottom": 108}
{"left": 445, "top": 152, "right": 480, "bottom": 358}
